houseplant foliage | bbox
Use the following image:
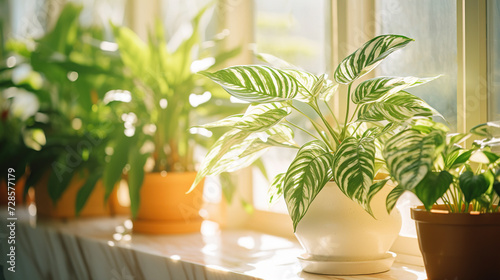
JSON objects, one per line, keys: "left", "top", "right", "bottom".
{"left": 106, "top": 5, "right": 243, "bottom": 218}
{"left": 191, "top": 34, "right": 440, "bottom": 231}
{"left": 1, "top": 3, "right": 128, "bottom": 215}
{"left": 383, "top": 119, "right": 500, "bottom": 213}
{"left": 383, "top": 119, "right": 500, "bottom": 279}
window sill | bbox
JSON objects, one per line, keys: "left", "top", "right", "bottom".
{"left": 1, "top": 208, "right": 426, "bottom": 280}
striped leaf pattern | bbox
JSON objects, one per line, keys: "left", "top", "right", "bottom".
{"left": 199, "top": 65, "right": 299, "bottom": 102}
{"left": 284, "top": 69, "right": 319, "bottom": 102}
{"left": 383, "top": 129, "right": 436, "bottom": 192}
{"left": 283, "top": 140, "right": 335, "bottom": 231}
{"left": 268, "top": 173, "right": 286, "bottom": 204}
{"left": 333, "top": 136, "right": 376, "bottom": 205}
{"left": 235, "top": 103, "right": 290, "bottom": 131}
{"left": 190, "top": 124, "right": 296, "bottom": 193}
{"left": 357, "top": 91, "right": 435, "bottom": 122}
{"left": 386, "top": 185, "right": 406, "bottom": 213}
{"left": 189, "top": 129, "right": 252, "bottom": 192}
{"left": 352, "top": 76, "right": 437, "bottom": 104}
{"left": 334, "top": 35, "right": 413, "bottom": 84}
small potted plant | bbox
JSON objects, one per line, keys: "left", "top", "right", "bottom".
{"left": 383, "top": 119, "right": 500, "bottom": 280}
{"left": 2, "top": 3, "right": 128, "bottom": 217}
{"left": 190, "top": 34, "right": 440, "bottom": 275}
{"left": 105, "top": 5, "right": 243, "bottom": 233}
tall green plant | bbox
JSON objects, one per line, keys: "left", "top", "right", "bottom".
{"left": 191, "top": 34, "right": 440, "bottom": 231}
{"left": 105, "top": 5, "right": 243, "bottom": 217}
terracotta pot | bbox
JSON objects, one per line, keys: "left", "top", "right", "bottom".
{"left": 295, "top": 181, "right": 401, "bottom": 275}
{"left": 412, "top": 205, "right": 500, "bottom": 280}
{"left": 0, "top": 175, "right": 29, "bottom": 205}
{"left": 132, "top": 172, "right": 205, "bottom": 234}
{"left": 35, "top": 172, "right": 111, "bottom": 218}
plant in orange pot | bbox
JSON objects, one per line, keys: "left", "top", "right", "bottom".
{"left": 383, "top": 119, "right": 500, "bottom": 280}
{"left": 1, "top": 3, "right": 130, "bottom": 218}
{"left": 106, "top": 6, "right": 243, "bottom": 234}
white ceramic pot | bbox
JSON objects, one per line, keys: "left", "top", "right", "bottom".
{"left": 295, "top": 181, "right": 401, "bottom": 275}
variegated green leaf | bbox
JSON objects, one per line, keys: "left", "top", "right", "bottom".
{"left": 386, "top": 185, "right": 405, "bottom": 213}
{"left": 334, "top": 35, "right": 413, "bottom": 84}
{"left": 357, "top": 91, "right": 435, "bottom": 122}
{"left": 333, "top": 136, "right": 376, "bottom": 207}
{"left": 319, "top": 78, "right": 339, "bottom": 102}
{"left": 352, "top": 76, "right": 437, "bottom": 104}
{"left": 283, "top": 140, "right": 335, "bottom": 231}
{"left": 189, "top": 129, "right": 252, "bottom": 192}
{"left": 283, "top": 69, "right": 319, "bottom": 102}
{"left": 365, "top": 179, "right": 389, "bottom": 216}
{"left": 470, "top": 121, "right": 500, "bottom": 138}
{"left": 268, "top": 173, "right": 286, "bottom": 204}
{"left": 195, "top": 114, "right": 243, "bottom": 129}
{"left": 190, "top": 124, "right": 297, "bottom": 193}
{"left": 199, "top": 65, "right": 299, "bottom": 102}
{"left": 383, "top": 129, "right": 436, "bottom": 192}
{"left": 235, "top": 103, "right": 290, "bottom": 131}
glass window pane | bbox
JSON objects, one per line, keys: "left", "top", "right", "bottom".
{"left": 375, "top": 0, "right": 457, "bottom": 130}
{"left": 488, "top": 0, "right": 500, "bottom": 121}
{"left": 375, "top": 0, "right": 457, "bottom": 237}
{"left": 253, "top": 0, "right": 327, "bottom": 212}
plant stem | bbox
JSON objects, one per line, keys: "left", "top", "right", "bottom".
{"left": 323, "top": 100, "right": 341, "bottom": 128}
{"left": 349, "top": 104, "right": 360, "bottom": 123}
{"left": 284, "top": 120, "right": 320, "bottom": 141}
{"left": 341, "top": 83, "right": 353, "bottom": 141}
{"left": 290, "top": 104, "right": 334, "bottom": 149}
{"left": 311, "top": 99, "right": 340, "bottom": 144}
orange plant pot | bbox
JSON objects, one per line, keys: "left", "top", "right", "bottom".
{"left": 35, "top": 172, "right": 111, "bottom": 218}
{"left": 1, "top": 175, "right": 28, "bottom": 206}
{"left": 133, "top": 172, "right": 205, "bottom": 234}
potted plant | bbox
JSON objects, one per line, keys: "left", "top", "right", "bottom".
{"left": 190, "top": 34, "right": 440, "bottom": 274}
{"left": 105, "top": 5, "right": 243, "bottom": 233}
{"left": 383, "top": 119, "right": 500, "bottom": 280}
{"left": 2, "top": 3, "right": 129, "bottom": 217}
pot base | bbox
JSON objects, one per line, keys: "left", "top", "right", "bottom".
{"left": 133, "top": 218, "right": 203, "bottom": 234}
{"left": 298, "top": 252, "right": 396, "bottom": 275}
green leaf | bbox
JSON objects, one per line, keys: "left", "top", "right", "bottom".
{"left": 365, "top": 179, "right": 389, "bottom": 216}
{"left": 383, "top": 129, "right": 437, "bottom": 191}
{"left": 75, "top": 171, "right": 102, "bottom": 216}
{"left": 235, "top": 103, "right": 290, "bottom": 131}
{"left": 268, "top": 173, "right": 286, "bottom": 204}
{"left": 334, "top": 35, "right": 413, "bottom": 84}
{"left": 220, "top": 172, "right": 236, "bottom": 204}
{"left": 283, "top": 140, "right": 334, "bottom": 231}
{"left": 482, "top": 151, "right": 500, "bottom": 163}
{"left": 102, "top": 134, "right": 133, "bottom": 201}
{"left": 353, "top": 76, "right": 437, "bottom": 104}
{"left": 189, "top": 129, "right": 252, "bottom": 192}
{"left": 493, "top": 181, "right": 500, "bottom": 197}
{"left": 413, "top": 171, "right": 453, "bottom": 211}
{"left": 333, "top": 136, "right": 376, "bottom": 213}
{"left": 200, "top": 65, "right": 300, "bottom": 102}
{"left": 48, "top": 156, "right": 76, "bottom": 205}
{"left": 282, "top": 70, "right": 337, "bottom": 102}
{"left": 459, "top": 171, "right": 490, "bottom": 204}
{"left": 128, "top": 150, "right": 149, "bottom": 219}
{"left": 358, "top": 91, "right": 435, "bottom": 122}
{"left": 446, "top": 149, "right": 472, "bottom": 169}
{"left": 112, "top": 25, "right": 151, "bottom": 82}
{"left": 386, "top": 185, "right": 406, "bottom": 213}
{"left": 470, "top": 121, "right": 500, "bottom": 138}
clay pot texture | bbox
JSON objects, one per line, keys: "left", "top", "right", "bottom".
{"left": 35, "top": 172, "right": 111, "bottom": 218}
{"left": 412, "top": 205, "right": 500, "bottom": 280}
{"left": 132, "top": 172, "right": 205, "bottom": 234}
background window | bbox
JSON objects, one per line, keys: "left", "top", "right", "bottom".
{"left": 252, "top": 0, "right": 327, "bottom": 213}
{"left": 374, "top": 0, "right": 457, "bottom": 237}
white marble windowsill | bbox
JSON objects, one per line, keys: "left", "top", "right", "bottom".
{"left": 0, "top": 209, "right": 426, "bottom": 280}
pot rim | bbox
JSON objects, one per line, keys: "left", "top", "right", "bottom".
{"left": 411, "top": 205, "right": 500, "bottom": 225}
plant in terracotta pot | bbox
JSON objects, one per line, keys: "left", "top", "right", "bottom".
{"left": 2, "top": 3, "right": 129, "bottom": 217}
{"left": 105, "top": 6, "right": 243, "bottom": 234}
{"left": 383, "top": 119, "right": 500, "bottom": 280}
{"left": 190, "top": 34, "right": 441, "bottom": 275}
